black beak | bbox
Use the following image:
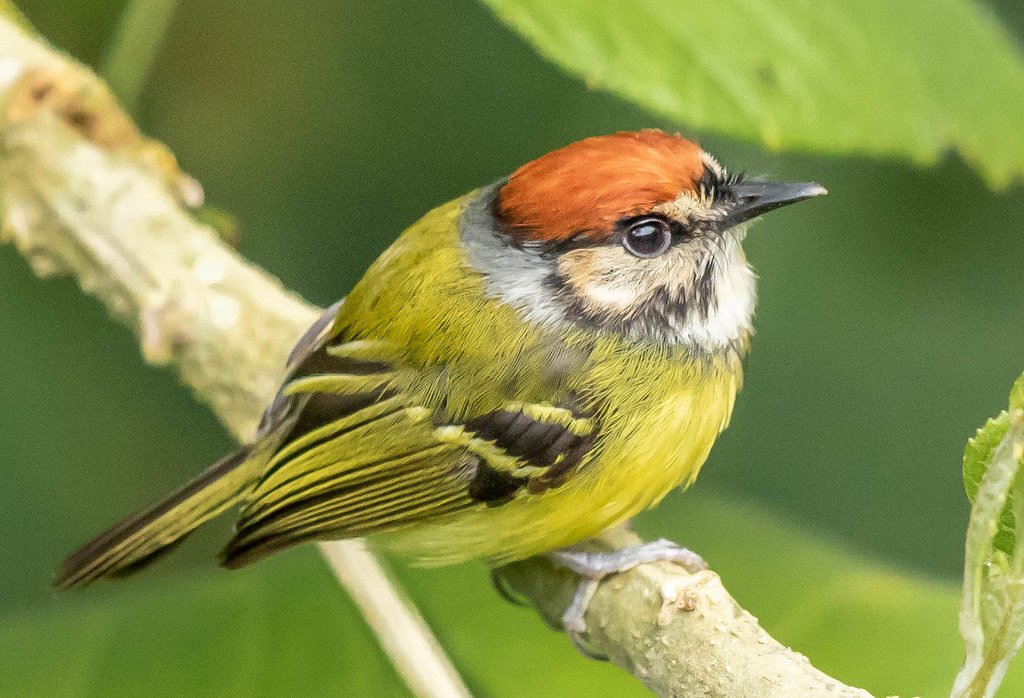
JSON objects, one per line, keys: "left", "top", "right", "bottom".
{"left": 721, "top": 180, "right": 827, "bottom": 230}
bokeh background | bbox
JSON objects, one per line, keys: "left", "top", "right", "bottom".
{"left": 2, "top": 0, "right": 1024, "bottom": 695}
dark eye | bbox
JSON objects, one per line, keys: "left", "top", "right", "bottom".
{"left": 622, "top": 217, "right": 672, "bottom": 258}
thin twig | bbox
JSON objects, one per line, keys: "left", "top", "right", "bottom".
{"left": 100, "top": 0, "right": 180, "bottom": 114}
{"left": 321, "top": 541, "right": 471, "bottom": 698}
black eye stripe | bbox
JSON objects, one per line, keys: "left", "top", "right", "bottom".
{"left": 526, "top": 215, "right": 690, "bottom": 258}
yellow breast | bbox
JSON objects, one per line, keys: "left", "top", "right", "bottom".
{"left": 385, "top": 344, "right": 742, "bottom": 566}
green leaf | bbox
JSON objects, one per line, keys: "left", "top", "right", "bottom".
{"left": 1010, "top": 374, "right": 1024, "bottom": 412}
{"left": 954, "top": 411, "right": 1024, "bottom": 697}
{"left": 481, "top": 0, "right": 1024, "bottom": 187}
{"left": 965, "top": 411, "right": 1015, "bottom": 557}
{"left": 963, "top": 373, "right": 1024, "bottom": 558}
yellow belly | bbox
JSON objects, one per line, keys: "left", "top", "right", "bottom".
{"left": 383, "top": 352, "right": 741, "bottom": 565}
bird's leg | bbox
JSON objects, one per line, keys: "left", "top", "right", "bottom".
{"left": 548, "top": 538, "right": 707, "bottom": 658}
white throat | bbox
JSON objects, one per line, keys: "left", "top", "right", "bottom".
{"left": 667, "top": 236, "right": 756, "bottom": 352}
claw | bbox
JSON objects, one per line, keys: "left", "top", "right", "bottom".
{"left": 561, "top": 577, "right": 599, "bottom": 633}
{"left": 561, "top": 577, "right": 608, "bottom": 660}
{"left": 548, "top": 537, "right": 706, "bottom": 659}
{"left": 552, "top": 539, "right": 706, "bottom": 579}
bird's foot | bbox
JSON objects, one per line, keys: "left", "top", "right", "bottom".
{"left": 548, "top": 538, "right": 707, "bottom": 659}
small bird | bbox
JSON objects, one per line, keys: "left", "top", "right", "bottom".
{"left": 56, "top": 130, "right": 825, "bottom": 610}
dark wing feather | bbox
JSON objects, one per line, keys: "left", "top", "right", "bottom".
{"left": 220, "top": 339, "right": 599, "bottom": 568}
{"left": 462, "top": 404, "right": 596, "bottom": 501}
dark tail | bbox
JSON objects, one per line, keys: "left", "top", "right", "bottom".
{"left": 55, "top": 446, "right": 256, "bottom": 590}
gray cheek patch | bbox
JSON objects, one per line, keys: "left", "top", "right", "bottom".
{"left": 459, "top": 183, "right": 568, "bottom": 329}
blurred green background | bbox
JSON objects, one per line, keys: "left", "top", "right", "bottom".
{"left": 2, "top": 0, "right": 1024, "bottom": 695}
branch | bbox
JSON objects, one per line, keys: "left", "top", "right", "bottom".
{"left": 500, "top": 528, "right": 870, "bottom": 696}
{"left": 0, "top": 17, "right": 468, "bottom": 698}
{"left": 0, "top": 12, "right": 871, "bottom": 697}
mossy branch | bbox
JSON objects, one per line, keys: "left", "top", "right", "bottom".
{"left": 0, "top": 12, "right": 870, "bottom": 697}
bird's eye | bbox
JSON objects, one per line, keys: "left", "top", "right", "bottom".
{"left": 622, "top": 218, "right": 672, "bottom": 258}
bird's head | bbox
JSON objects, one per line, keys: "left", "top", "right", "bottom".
{"left": 460, "top": 130, "right": 825, "bottom": 355}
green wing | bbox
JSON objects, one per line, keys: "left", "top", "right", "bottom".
{"left": 220, "top": 334, "right": 598, "bottom": 568}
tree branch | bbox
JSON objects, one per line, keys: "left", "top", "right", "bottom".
{"left": 0, "top": 17, "right": 469, "bottom": 698}
{"left": 0, "top": 13, "right": 871, "bottom": 697}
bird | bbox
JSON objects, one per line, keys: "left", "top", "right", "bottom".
{"left": 55, "top": 130, "right": 825, "bottom": 617}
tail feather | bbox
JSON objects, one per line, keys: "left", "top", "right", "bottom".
{"left": 54, "top": 446, "right": 255, "bottom": 590}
